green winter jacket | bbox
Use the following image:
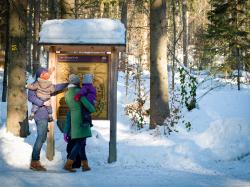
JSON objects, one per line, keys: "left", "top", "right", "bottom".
{"left": 64, "top": 87, "right": 96, "bottom": 139}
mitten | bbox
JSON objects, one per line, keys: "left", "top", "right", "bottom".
{"left": 74, "top": 93, "right": 81, "bottom": 101}
{"left": 63, "top": 133, "right": 70, "bottom": 143}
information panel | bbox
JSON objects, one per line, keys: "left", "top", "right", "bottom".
{"left": 56, "top": 54, "right": 109, "bottom": 121}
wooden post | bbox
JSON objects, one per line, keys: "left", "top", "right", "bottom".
{"left": 108, "top": 47, "right": 118, "bottom": 163}
{"left": 46, "top": 49, "right": 56, "bottom": 161}
{"left": 46, "top": 122, "right": 55, "bottom": 161}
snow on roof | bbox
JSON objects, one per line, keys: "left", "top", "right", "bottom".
{"left": 39, "top": 19, "right": 126, "bottom": 45}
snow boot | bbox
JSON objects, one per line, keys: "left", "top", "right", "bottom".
{"left": 81, "top": 160, "right": 91, "bottom": 172}
{"left": 64, "top": 159, "right": 76, "bottom": 172}
{"left": 30, "top": 160, "right": 47, "bottom": 171}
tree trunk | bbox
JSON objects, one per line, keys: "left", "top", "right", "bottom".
{"left": 2, "top": 0, "right": 9, "bottom": 102}
{"left": 48, "top": 0, "right": 57, "bottom": 19}
{"left": 60, "top": 0, "right": 74, "bottom": 19}
{"left": 231, "top": 0, "right": 240, "bottom": 90}
{"left": 182, "top": 0, "right": 188, "bottom": 67}
{"left": 103, "top": 2, "right": 110, "bottom": 18}
{"left": 74, "top": 0, "right": 78, "bottom": 19}
{"left": 236, "top": 47, "right": 241, "bottom": 90}
{"left": 7, "top": 0, "right": 29, "bottom": 137}
{"left": 171, "top": 0, "right": 176, "bottom": 90}
{"left": 32, "top": 0, "right": 40, "bottom": 75}
{"left": 27, "top": 0, "right": 33, "bottom": 73}
{"left": 150, "top": 0, "right": 170, "bottom": 129}
{"left": 100, "top": 1, "right": 104, "bottom": 18}
{"left": 121, "top": 0, "right": 128, "bottom": 103}
{"left": 121, "top": 0, "right": 127, "bottom": 27}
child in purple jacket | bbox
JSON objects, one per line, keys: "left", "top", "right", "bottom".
{"left": 74, "top": 74, "right": 96, "bottom": 126}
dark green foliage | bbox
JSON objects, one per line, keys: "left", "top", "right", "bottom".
{"left": 205, "top": 0, "right": 250, "bottom": 71}
{"left": 179, "top": 67, "right": 197, "bottom": 111}
{"left": 185, "top": 121, "right": 192, "bottom": 131}
{"left": 170, "top": 67, "right": 198, "bottom": 132}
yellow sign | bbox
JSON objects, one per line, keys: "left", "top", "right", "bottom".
{"left": 56, "top": 54, "right": 109, "bottom": 121}
{"left": 11, "top": 44, "right": 17, "bottom": 51}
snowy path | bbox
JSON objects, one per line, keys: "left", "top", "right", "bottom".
{"left": 1, "top": 166, "right": 250, "bottom": 187}
{"left": 0, "top": 167, "right": 207, "bottom": 187}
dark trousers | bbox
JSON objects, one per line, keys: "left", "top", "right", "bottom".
{"left": 32, "top": 120, "right": 48, "bottom": 161}
{"left": 66, "top": 139, "right": 81, "bottom": 168}
{"left": 68, "top": 138, "right": 87, "bottom": 164}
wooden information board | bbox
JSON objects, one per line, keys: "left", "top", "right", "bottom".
{"left": 55, "top": 54, "right": 109, "bottom": 122}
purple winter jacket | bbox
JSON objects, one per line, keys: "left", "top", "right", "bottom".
{"left": 28, "top": 83, "right": 68, "bottom": 121}
{"left": 79, "top": 83, "right": 96, "bottom": 105}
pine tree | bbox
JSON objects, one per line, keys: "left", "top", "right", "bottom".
{"left": 206, "top": 0, "right": 250, "bottom": 90}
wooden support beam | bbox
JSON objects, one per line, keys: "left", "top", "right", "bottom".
{"left": 43, "top": 45, "right": 125, "bottom": 53}
{"left": 46, "top": 122, "right": 55, "bottom": 161}
{"left": 46, "top": 51, "right": 56, "bottom": 161}
{"left": 108, "top": 47, "right": 118, "bottom": 163}
{"left": 46, "top": 45, "right": 112, "bottom": 52}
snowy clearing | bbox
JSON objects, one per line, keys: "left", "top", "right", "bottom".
{"left": 0, "top": 70, "right": 250, "bottom": 187}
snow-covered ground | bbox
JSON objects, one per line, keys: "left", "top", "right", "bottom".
{"left": 0, "top": 69, "right": 250, "bottom": 187}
